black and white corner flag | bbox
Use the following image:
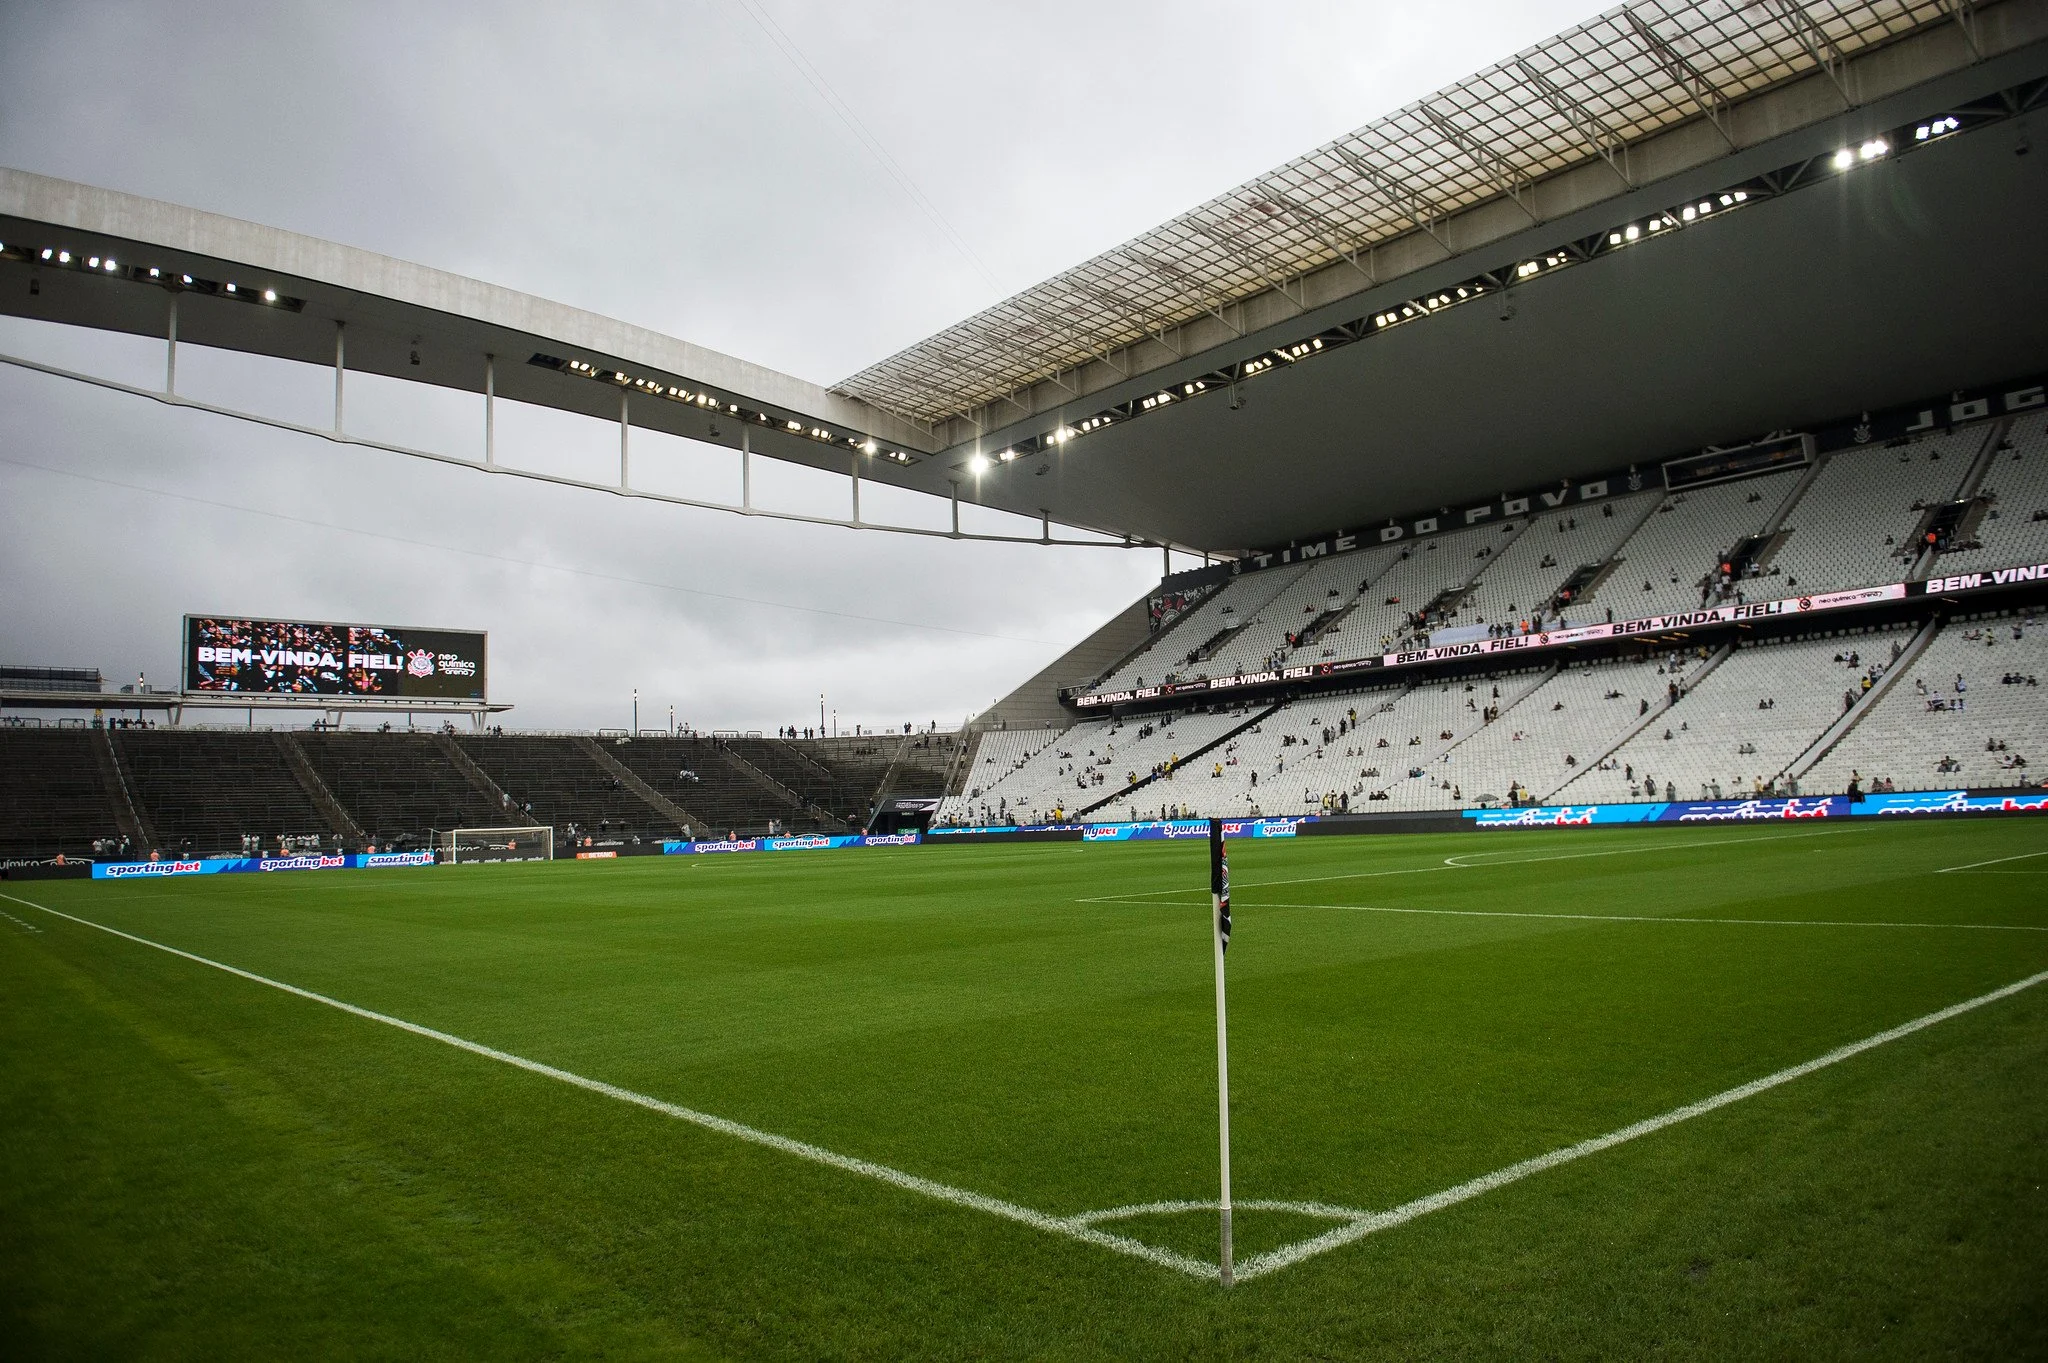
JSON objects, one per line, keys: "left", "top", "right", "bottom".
{"left": 1210, "top": 817, "right": 1230, "bottom": 953}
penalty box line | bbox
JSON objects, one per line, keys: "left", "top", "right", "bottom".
{"left": 0, "top": 891, "right": 1216, "bottom": 1282}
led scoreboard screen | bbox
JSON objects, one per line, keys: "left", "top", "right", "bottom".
{"left": 184, "top": 616, "right": 487, "bottom": 700}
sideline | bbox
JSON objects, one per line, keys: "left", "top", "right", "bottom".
{"left": 1256, "top": 900, "right": 2048, "bottom": 933}
{"left": 1935, "top": 850, "right": 2048, "bottom": 873}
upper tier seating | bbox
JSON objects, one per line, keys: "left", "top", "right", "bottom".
{"left": 1766, "top": 432, "right": 1972, "bottom": 594}
{"left": 1092, "top": 566, "right": 1314, "bottom": 691}
{"left": 1930, "top": 412, "right": 2048, "bottom": 574}
{"left": 1610, "top": 472, "right": 1799, "bottom": 618}
{"left": 1456, "top": 494, "right": 1656, "bottom": 628}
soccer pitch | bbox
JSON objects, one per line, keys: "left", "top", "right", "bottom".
{"left": 4, "top": 821, "right": 2046, "bottom": 1358}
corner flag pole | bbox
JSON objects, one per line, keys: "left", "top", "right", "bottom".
{"left": 1209, "top": 817, "right": 1234, "bottom": 1288}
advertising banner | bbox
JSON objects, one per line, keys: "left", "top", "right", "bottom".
{"left": 662, "top": 833, "right": 923, "bottom": 855}
{"left": 93, "top": 850, "right": 437, "bottom": 880}
{"left": 184, "top": 615, "right": 487, "bottom": 700}
{"left": 1069, "top": 571, "right": 1954, "bottom": 709}
{"left": 1463, "top": 789, "right": 2048, "bottom": 828}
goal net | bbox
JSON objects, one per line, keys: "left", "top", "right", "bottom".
{"left": 437, "top": 826, "right": 554, "bottom": 863}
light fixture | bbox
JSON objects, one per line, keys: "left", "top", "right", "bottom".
{"left": 968, "top": 453, "right": 989, "bottom": 473}
{"left": 1832, "top": 148, "right": 1855, "bottom": 169}
{"left": 263, "top": 288, "right": 276, "bottom": 301}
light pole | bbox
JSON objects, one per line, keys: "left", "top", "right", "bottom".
{"left": 632, "top": 687, "right": 638, "bottom": 734}
{"left": 819, "top": 692, "right": 826, "bottom": 737}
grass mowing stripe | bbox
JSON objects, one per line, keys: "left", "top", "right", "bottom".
{"left": 1233, "top": 964, "right": 2048, "bottom": 1281}
{"left": 0, "top": 890, "right": 1218, "bottom": 1281}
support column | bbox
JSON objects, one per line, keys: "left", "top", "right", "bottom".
{"left": 949, "top": 480, "right": 961, "bottom": 538}
{"left": 333, "top": 322, "right": 346, "bottom": 433}
{"left": 851, "top": 452, "right": 862, "bottom": 525}
{"left": 1041, "top": 510, "right": 1050, "bottom": 545}
{"left": 483, "top": 354, "right": 496, "bottom": 467}
{"left": 619, "top": 390, "right": 630, "bottom": 489}
{"left": 165, "top": 293, "right": 178, "bottom": 396}
{"left": 742, "top": 426, "right": 752, "bottom": 511}
{"left": 1163, "top": 544, "right": 1171, "bottom": 577}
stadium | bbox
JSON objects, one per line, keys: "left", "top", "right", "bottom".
{"left": 3, "top": 2, "right": 2047, "bottom": 1356}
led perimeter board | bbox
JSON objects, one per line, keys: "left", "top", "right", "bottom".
{"left": 183, "top": 615, "right": 487, "bottom": 701}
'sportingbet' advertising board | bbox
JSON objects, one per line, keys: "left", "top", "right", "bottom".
{"left": 93, "top": 851, "right": 438, "bottom": 880}
{"left": 184, "top": 616, "right": 487, "bottom": 700}
{"left": 1463, "top": 789, "right": 2048, "bottom": 828}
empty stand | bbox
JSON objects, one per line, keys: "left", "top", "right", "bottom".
{"left": 297, "top": 732, "right": 507, "bottom": 845}
{"left": 114, "top": 729, "right": 331, "bottom": 854}
{"left": 0, "top": 727, "right": 126, "bottom": 858}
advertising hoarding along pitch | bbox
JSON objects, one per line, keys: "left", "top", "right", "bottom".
{"left": 184, "top": 616, "right": 487, "bottom": 700}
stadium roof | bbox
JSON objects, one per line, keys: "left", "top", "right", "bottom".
{"left": 835, "top": 0, "right": 1981, "bottom": 430}
{"left": 3, "top": 1, "right": 2044, "bottom": 558}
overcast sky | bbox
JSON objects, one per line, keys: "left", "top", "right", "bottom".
{"left": 0, "top": 0, "right": 1600, "bottom": 732}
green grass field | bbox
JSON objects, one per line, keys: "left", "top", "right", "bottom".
{"left": 4, "top": 819, "right": 2046, "bottom": 1359}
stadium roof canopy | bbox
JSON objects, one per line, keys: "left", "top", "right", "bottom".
{"left": 838, "top": 0, "right": 1979, "bottom": 426}
{"left": 4, "top": 1, "right": 2047, "bottom": 556}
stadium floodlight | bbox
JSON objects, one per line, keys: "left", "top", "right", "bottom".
{"left": 1833, "top": 148, "right": 1855, "bottom": 169}
{"left": 181, "top": 274, "right": 192, "bottom": 284}
{"left": 968, "top": 453, "right": 989, "bottom": 473}
{"left": 1860, "top": 138, "right": 1888, "bottom": 160}
{"left": 225, "top": 282, "right": 236, "bottom": 293}
{"left": 263, "top": 288, "right": 276, "bottom": 301}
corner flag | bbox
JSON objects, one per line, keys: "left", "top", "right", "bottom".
{"left": 1210, "top": 817, "right": 1230, "bottom": 952}
{"left": 1208, "top": 817, "right": 1234, "bottom": 1286}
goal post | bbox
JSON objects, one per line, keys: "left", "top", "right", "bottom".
{"left": 437, "top": 826, "right": 554, "bottom": 864}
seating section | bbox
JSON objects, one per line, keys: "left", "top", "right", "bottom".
{"left": 115, "top": 729, "right": 330, "bottom": 855}
{"left": 1092, "top": 565, "right": 1312, "bottom": 691}
{"left": 1767, "top": 433, "right": 1970, "bottom": 594}
{"left": 1807, "top": 614, "right": 2046, "bottom": 792}
{"left": 1456, "top": 494, "right": 1655, "bottom": 628}
{"left": 1198, "top": 544, "right": 1404, "bottom": 677}
{"left": 941, "top": 708, "right": 1253, "bottom": 825}
{"left": 1932, "top": 412, "right": 2048, "bottom": 573}
{"left": 1417, "top": 650, "right": 1717, "bottom": 808}
{"left": 0, "top": 728, "right": 124, "bottom": 859}
{"left": 297, "top": 732, "right": 504, "bottom": 845}
{"left": 1609, "top": 472, "right": 1798, "bottom": 618}
{"left": 1573, "top": 624, "right": 1917, "bottom": 802}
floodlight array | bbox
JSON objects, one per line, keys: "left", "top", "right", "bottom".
{"left": 529, "top": 353, "right": 918, "bottom": 464}
{"left": 956, "top": 93, "right": 2007, "bottom": 479}
{"left": 0, "top": 238, "right": 304, "bottom": 312}
{"left": 837, "top": 1, "right": 1967, "bottom": 429}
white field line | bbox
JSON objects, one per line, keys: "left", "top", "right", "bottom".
{"left": 1203, "top": 900, "right": 2048, "bottom": 934}
{"left": 1935, "top": 850, "right": 2048, "bottom": 873}
{"left": 0, "top": 908, "right": 44, "bottom": 933}
{"left": 0, "top": 891, "right": 1214, "bottom": 1280}
{"left": 1233, "top": 964, "right": 2048, "bottom": 1281}
{"left": 1074, "top": 1197, "right": 1363, "bottom": 1226}
{"left": 1079, "top": 828, "right": 1860, "bottom": 903}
